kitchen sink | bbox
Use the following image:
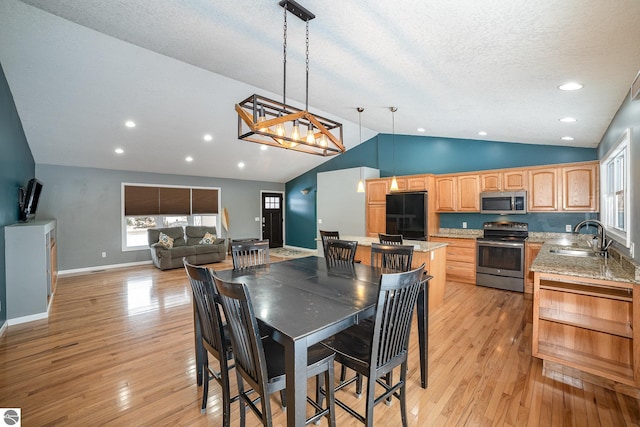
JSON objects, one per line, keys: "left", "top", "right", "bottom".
{"left": 549, "top": 248, "right": 599, "bottom": 257}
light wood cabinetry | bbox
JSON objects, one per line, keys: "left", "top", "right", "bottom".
{"left": 503, "top": 170, "right": 527, "bottom": 190}
{"left": 528, "top": 168, "right": 559, "bottom": 211}
{"left": 5, "top": 219, "right": 58, "bottom": 323}
{"left": 533, "top": 272, "right": 639, "bottom": 388}
{"left": 407, "top": 176, "right": 427, "bottom": 191}
{"left": 561, "top": 163, "right": 599, "bottom": 211}
{"left": 391, "top": 177, "right": 407, "bottom": 191}
{"left": 366, "top": 204, "right": 386, "bottom": 238}
{"left": 366, "top": 180, "right": 388, "bottom": 204}
{"left": 457, "top": 175, "right": 480, "bottom": 211}
{"left": 480, "top": 173, "right": 501, "bottom": 192}
{"left": 435, "top": 176, "right": 456, "bottom": 212}
{"left": 355, "top": 244, "right": 447, "bottom": 310}
{"left": 524, "top": 241, "right": 543, "bottom": 294}
{"left": 430, "top": 237, "right": 476, "bottom": 284}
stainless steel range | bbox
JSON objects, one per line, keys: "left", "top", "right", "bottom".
{"left": 476, "top": 221, "right": 528, "bottom": 292}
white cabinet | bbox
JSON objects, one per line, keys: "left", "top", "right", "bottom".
{"left": 5, "top": 219, "right": 57, "bottom": 323}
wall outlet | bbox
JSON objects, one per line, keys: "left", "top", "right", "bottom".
{"left": 565, "top": 224, "right": 572, "bottom": 232}
{"left": 101, "top": 252, "right": 107, "bottom": 258}
{"left": 318, "top": 219, "right": 323, "bottom": 224}
{"left": 462, "top": 222, "right": 467, "bottom": 229}
{"left": 254, "top": 217, "right": 260, "bottom": 222}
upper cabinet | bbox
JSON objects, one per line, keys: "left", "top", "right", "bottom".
{"left": 561, "top": 163, "right": 599, "bottom": 211}
{"left": 407, "top": 176, "right": 427, "bottom": 191}
{"left": 457, "top": 175, "right": 480, "bottom": 211}
{"left": 435, "top": 176, "right": 456, "bottom": 212}
{"left": 366, "top": 179, "right": 388, "bottom": 205}
{"left": 528, "top": 168, "right": 559, "bottom": 211}
{"left": 480, "top": 170, "right": 526, "bottom": 192}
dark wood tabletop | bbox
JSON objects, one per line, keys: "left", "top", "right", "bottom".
{"left": 211, "top": 256, "right": 429, "bottom": 427}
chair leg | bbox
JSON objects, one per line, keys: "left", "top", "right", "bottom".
{"left": 237, "top": 373, "right": 246, "bottom": 427}
{"left": 364, "top": 375, "right": 376, "bottom": 427}
{"left": 356, "top": 373, "right": 363, "bottom": 397}
{"left": 340, "top": 365, "right": 347, "bottom": 382}
{"left": 220, "top": 359, "right": 231, "bottom": 427}
{"left": 201, "top": 358, "right": 209, "bottom": 414}
{"left": 385, "top": 371, "right": 393, "bottom": 405}
{"left": 279, "top": 390, "right": 287, "bottom": 408}
{"left": 326, "top": 364, "right": 336, "bottom": 427}
{"left": 400, "top": 363, "right": 408, "bottom": 427}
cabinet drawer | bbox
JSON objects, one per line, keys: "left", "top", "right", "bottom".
{"left": 447, "top": 246, "right": 475, "bottom": 261}
{"left": 446, "top": 260, "right": 476, "bottom": 283}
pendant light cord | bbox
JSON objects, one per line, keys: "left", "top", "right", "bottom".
{"left": 282, "top": 4, "right": 288, "bottom": 106}
{"left": 305, "top": 21, "right": 310, "bottom": 112}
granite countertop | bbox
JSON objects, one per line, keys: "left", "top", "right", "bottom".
{"left": 531, "top": 238, "right": 640, "bottom": 284}
{"left": 341, "top": 235, "right": 448, "bottom": 253}
{"left": 430, "top": 228, "right": 483, "bottom": 239}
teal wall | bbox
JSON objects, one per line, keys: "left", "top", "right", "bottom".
{"left": 286, "top": 135, "right": 597, "bottom": 249}
{"left": 0, "top": 62, "right": 36, "bottom": 327}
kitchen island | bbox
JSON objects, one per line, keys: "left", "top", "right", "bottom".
{"left": 341, "top": 235, "right": 448, "bottom": 310}
{"left": 531, "top": 240, "right": 640, "bottom": 396}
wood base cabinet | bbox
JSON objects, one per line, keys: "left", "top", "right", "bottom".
{"left": 430, "top": 237, "right": 476, "bottom": 284}
{"left": 533, "top": 272, "right": 639, "bottom": 392}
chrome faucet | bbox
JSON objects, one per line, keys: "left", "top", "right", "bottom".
{"left": 572, "top": 219, "right": 610, "bottom": 256}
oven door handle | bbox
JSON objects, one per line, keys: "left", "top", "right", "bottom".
{"left": 477, "top": 240, "right": 524, "bottom": 248}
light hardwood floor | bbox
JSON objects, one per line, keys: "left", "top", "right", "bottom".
{"left": 1, "top": 256, "right": 639, "bottom": 426}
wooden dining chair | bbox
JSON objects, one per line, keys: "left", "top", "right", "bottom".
{"left": 324, "top": 239, "right": 358, "bottom": 267}
{"left": 319, "top": 230, "right": 340, "bottom": 253}
{"left": 378, "top": 233, "right": 404, "bottom": 245}
{"left": 321, "top": 264, "right": 426, "bottom": 427}
{"left": 231, "top": 239, "right": 270, "bottom": 270}
{"left": 183, "top": 259, "right": 236, "bottom": 425}
{"left": 370, "top": 243, "right": 414, "bottom": 273}
{"left": 212, "top": 274, "right": 337, "bottom": 427}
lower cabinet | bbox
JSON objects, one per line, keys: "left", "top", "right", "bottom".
{"left": 5, "top": 219, "right": 58, "bottom": 323}
{"left": 430, "top": 237, "right": 476, "bottom": 284}
{"left": 524, "top": 241, "right": 543, "bottom": 294}
{"left": 532, "top": 272, "right": 639, "bottom": 389}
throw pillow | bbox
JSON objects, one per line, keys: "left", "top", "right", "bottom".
{"left": 199, "top": 232, "right": 216, "bottom": 245}
{"left": 158, "top": 232, "right": 174, "bottom": 249}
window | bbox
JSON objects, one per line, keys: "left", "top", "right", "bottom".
{"left": 265, "top": 196, "right": 280, "bottom": 209}
{"left": 122, "top": 184, "right": 220, "bottom": 251}
{"left": 601, "top": 128, "right": 631, "bottom": 248}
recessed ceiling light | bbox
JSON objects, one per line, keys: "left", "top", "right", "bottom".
{"left": 561, "top": 136, "right": 575, "bottom": 141}
{"left": 260, "top": 145, "right": 268, "bottom": 151}
{"left": 114, "top": 148, "right": 124, "bottom": 154}
{"left": 559, "top": 117, "right": 577, "bottom": 123}
{"left": 558, "top": 82, "right": 583, "bottom": 91}
{"left": 203, "top": 134, "right": 213, "bottom": 141}
{"left": 417, "top": 128, "right": 426, "bottom": 133}
{"left": 125, "top": 120, "right": 136, "bottom": 128}
{"left": 478, "top": 131, "right": 487, "bottom": 136}
{"left": 238, "top": 162, "right": 245, "bottom": 169}
{"left": 185, "top": 156, "right": 193, "bottom": 162}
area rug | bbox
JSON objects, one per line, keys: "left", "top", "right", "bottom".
{"left": 270, "top": 247, "right": 317, "bottom": 259}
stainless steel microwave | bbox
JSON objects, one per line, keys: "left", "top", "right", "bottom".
{"left": 480, "top": 191, "right": 527, "bottom": 214}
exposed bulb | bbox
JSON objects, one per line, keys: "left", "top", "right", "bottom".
{"left": 291, "top": 120, "right": 301, "bottom": 141}
{"left": 319, "top": 134, "right": 328, "bottom": 147}
{"left": 257, "top": 106, "right": 268, "bottom": 132}
{"left": 306, "top": 123, "right": 315, "bottom": 145}
{"left": 275, "top": 113, "right": 285, "bottom": 145}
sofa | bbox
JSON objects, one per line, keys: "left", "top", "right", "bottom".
{"left": 147, "top": 226, "right": 227, "bottom": 270}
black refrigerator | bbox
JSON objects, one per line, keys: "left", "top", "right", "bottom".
{"left": 385, "top": 192, "right": 428, "bottom": 240}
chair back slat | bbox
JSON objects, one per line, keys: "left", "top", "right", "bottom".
{"left": 370, "top": 243, "right": 414, "bottom": 273}
{"left": 212, "top": 275, "right": 270, "bottom": 395}
{"left": 183, "top": 260, "right": 225, "bottom": 356}
{"left": 319, "top": 230, "right": 341, "bottom": 253}
{"left": 231, "top": 240, "right": 270, "bottom": 270}
{"left": 370, "top": 264, "right": 424, "bottom": 369}
{"left": 324, "top": 239, "right": 357, "bottom": 267}
{"left": 378, "top": 233, "right": 403, "bottom": 245}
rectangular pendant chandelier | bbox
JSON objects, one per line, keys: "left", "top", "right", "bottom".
{"left": 235, "top": 0, "right": 345, "bottom": 157}
{"left": 235, "top": 94, "right": 345, "bottom": 156}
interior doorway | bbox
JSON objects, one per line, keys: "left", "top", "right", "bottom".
{"left": 261, "top": 192, "right": 284, "bottom": 248}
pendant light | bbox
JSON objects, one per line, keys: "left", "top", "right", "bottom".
{"left": 389, "top": 107, "right": 399, "bottom": 191}
{"left": 356, "top": 107, "right": 365, "bottom": 193}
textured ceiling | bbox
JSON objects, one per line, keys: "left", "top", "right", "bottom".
{"left": 1, "top": 0, "right": 640, "bottom": 182}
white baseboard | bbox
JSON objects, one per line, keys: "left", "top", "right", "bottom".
{"left": 0, "top": 321, "right": 7, "bottom": 337}
{"left": 282, "top": 245, "right": 317, "bottom": 254}
{"left": 8, "top": 311, "right": 48, "bottom": 326}
{"left": 59, "top": 260, "right": 153, "bottom": 276}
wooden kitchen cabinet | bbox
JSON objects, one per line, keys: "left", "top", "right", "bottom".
{"left": 561, "top": 163, "right": 599, "bottom": 211}
{"left": 366, "top": 179, "right": 388, "bottom": 204}
{"left": 407, "top": 176, "right": 427, "bottom": 191}
{"left": 366, "top": 204, "right": 386, "bottom": 237}
{"left": 430, "top": 237, "right": 476, "bottom": 284}
{"left": 480, "top": 173, "right": 501, "bottom": 192}
{"left": 528, "top": 167, "right": 559, "bottom": 211}
{"left": 457, "top": 175, "right": 480, "bottom": 211}
{"left": 533, "top": 271, "right": 639, "bottom": 389}
{"left": 435, "top": 176, "right": 456, "bottom": 212}
{"left": 524, "top": 241, "right": 543, "bottom": 294}
{"left": 503, "top": 170, "right": 527, "bottom": 190}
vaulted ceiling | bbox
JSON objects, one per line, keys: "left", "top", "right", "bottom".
{"left": 1, "top": 0, "right": 639, "bottom": 182}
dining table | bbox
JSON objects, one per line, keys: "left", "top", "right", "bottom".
{"left": 205, "top": 256, "right": 431, "bottom": 427}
